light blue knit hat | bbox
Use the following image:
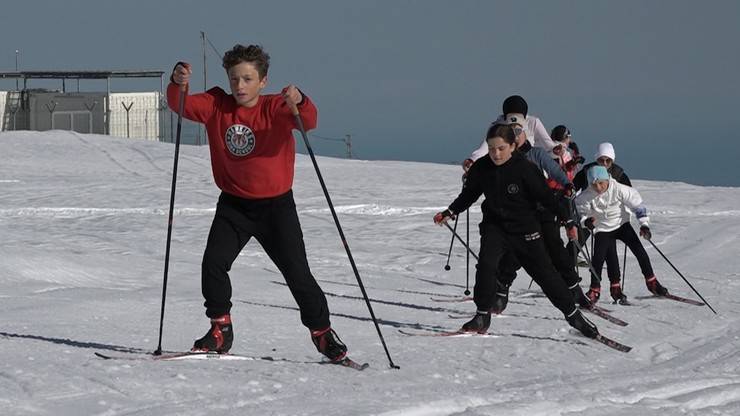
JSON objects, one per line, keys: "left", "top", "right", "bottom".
{"left": 587, "top": 165, "right": 610, "bottom": 184}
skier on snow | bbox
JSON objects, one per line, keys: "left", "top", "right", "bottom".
{"left": 462, "top": 95, "right": 561, "bottom": 172}
{"left": 570, "top": 142, "right": 634, "bottom": 303}
{"left": 486, "top": 118, "right": 591, "bottom": 314}
{"left": 167, "top": 44, "right": 348, "bottom": 362}
{"left": 548, "top": 124, "right": 583, "bottom": 184}
{"left": 434, "top": 123, "right": 599, "bottom": 338}
{"left": 575, "top": 165, "right": 669, "bottom": 303}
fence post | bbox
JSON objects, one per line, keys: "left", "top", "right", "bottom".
{"left": 122, "top": 101, "right": 134, "bottom": 138}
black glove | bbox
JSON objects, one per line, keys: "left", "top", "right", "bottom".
{"left": 584, "top": 217, "right": 595, "bottom": 230}
{"left": 639, "top": 226, "right": 652, "bottom": 240}
{"left": 563, "top": 183, "right": 575, "bottom": 198}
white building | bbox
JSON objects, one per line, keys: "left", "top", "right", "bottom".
{"left": 0, "top": 70, "right": 166, "bottom": 141}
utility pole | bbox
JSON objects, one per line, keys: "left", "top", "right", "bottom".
{"left": 345, "top": 134, "right": 353, "bottom": 159}
{"left": 15, "top": 49, "right": 19, "bottom": 90}
{"left": 200, "top": 31, "right": 207, "bottom": 146}
{"left": 201, "top": 31, "right": 207, "bottom": 92}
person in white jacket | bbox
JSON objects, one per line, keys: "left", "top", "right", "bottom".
{"left": 463, "top": 95, "right": 560, "bottom": 171}
{"left": 575, "top": 165, "right": 669, "bottom": 303}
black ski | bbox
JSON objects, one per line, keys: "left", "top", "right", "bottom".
{"left": 398, "top": 328, "right": 496, "bottom": 338}
{"left": 94, "top": 351, "right": 369, "bottom": 370}
{"left": 582, "top": 305, "right": 628, "bottom": 326}
{"left": 400, "top": 328, "right": 592, "bottom": 346}
{"left": 593, "top": 334, "right": 632, "bottom": 353}
{"left": 660, "top": 293, "right": 705, "bottom": 306}
{"left": 333, "top": 357, "right": 370, "bottom": 371}
{"left": 95, "top": 351, "right": 274, "bottom": 362}
{"left": 634, "top": 293, "right": 705, "bottom": 306}
{"left": 429, "top": 296, "right": 473, "bottom": 303}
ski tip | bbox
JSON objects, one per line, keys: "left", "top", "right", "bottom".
{"left": 335, "top": 357, "right": 369, "bottom": 371}
{"left": 595, "top": 334, "right": 632, "bottom": 353}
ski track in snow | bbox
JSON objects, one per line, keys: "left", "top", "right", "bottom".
{"left": 2, "top": 131, "right": 740, "bottom": 415}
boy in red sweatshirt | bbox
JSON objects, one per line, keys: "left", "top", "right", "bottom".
{"left": 167, "top": 44, "right": 347, "bottom": 362}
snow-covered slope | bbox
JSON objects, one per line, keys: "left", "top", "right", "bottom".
{"left": 2, "top": 131, "right": 739, "bottom": 415}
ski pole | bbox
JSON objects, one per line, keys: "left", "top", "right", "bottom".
{"left": 590, "top": 233, "right": 595, "bottom": 263}
{"left": 443, "top": 215, "right": 459, "bottom": 271}
{"left": 443, "top": 221, "right": 479, "bottom": 261}
{"left": 154, "top": 83, "right": 186, "bottom": 356}
{"left": 569, "top": 237, "right": 603, "bottom": 284}
{"left": 465, "top": 208, "right": 471, "bottom": 296}
{"left": 621, "top": 243, "right": 627, "bottom": 292}
{"left": 646, "top": 239, "right": 717, "bottom": 314}
{"left": 287, "top": 101, "right": 399, "bottom": 369}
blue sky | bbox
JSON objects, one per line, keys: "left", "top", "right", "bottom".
{"left": 2, "top": 0, "right": 739, "bottom": 186}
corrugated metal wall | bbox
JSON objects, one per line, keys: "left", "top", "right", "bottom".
{"left": 1, "top": 90, "right": 164, "bottom": 141}
{"left": 108, "top": 92, "right": 162, "bottom": 140}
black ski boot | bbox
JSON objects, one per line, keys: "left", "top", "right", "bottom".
{"left": 645, "top": 276, "right": 668, "bottom": 296}
{"left": 461, "top": 311, "right": 491, "bottom": 334}
{"left": 569, "top": 283, "right": 592, "bottom": 309}
{"left": 610, "top": 282, "right": 628, "bottom": 303}
{"left": 192, "top": 314, "right": 233, "bottom": 353}
{"left": 490, "top": 283, "right": 510, "bottom": 314}
{"left": 311, "top": 327, "right": 348, "bottom": 362}
{"left": 566, "top": 309, "right": 599, "bottom": 338}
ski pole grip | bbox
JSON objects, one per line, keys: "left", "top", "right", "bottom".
{"left": 179, "top": 82, "right": 187, "bottom": 92}
{"left": 286, "top": 100, "right": 300, "bottom": 116}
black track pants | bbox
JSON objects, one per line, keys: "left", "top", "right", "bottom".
{"left": 499, "top": 216, "right": 580, "bottom": 288}
{"left": 474, "top": 223, "right": 576, "bottom": 317}
{"left": 589, "top": 223, "right": 654, "bottom": 288}
{"left": 568, "top": 227, "right": 621, "bottom": 281}
{"left": 201, "top": 191, "right": 330, "bottom": 330}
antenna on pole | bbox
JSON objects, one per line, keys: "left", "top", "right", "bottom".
{"left": 200, "top": 31, "right": 207, "bottom": 92}
{"left": 344, "top": 134, "right": 352, "bottom": 159}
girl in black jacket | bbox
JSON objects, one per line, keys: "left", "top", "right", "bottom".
{"left": 434, "top": 124, "right": 598, "bottom": 338}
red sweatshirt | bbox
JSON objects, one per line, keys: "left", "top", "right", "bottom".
{"left": 167, "top": 83, "right": 318, "bottom": 199}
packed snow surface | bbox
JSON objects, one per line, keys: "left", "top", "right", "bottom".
{"left": 2, "top": 131, "right": 739, "bottom": 415}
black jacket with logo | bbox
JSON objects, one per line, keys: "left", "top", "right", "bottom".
{"left": 449, "top": 151, "right": 569, "bottom": 234}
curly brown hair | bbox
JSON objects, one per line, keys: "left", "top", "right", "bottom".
{"left": 222, "top": 44, "right": 270, "bottom": 78}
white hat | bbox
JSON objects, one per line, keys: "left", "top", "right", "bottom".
{"left": 503, "top": 113, "right": 527, "bottom": 127}
{"left": 595, "top": 142, "right": 616, "bottom": 161}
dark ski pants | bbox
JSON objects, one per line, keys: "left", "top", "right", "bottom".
{"left": 499, "top": 215, "right": 580, "bottom": 289}
{"left": 201, "top": 191, "right": 330, "bottom": 330}
{"left": 474, "top": 222, "right": 576, "bottom": 317}
{"left": 590, "top": 222, "right": 654, "bottom": 288}
{"left": 568, "top": 227, "right": 621, "bottom": 282}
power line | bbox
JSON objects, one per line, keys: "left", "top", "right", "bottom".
{"left": 206, "top": 37, "right": 222, "bottom": 59}
{"left": 310, "top": 133, "right": 345, "bottom": 142}
{"left": 308, "top": 133, "right": 354, "bottom": 159}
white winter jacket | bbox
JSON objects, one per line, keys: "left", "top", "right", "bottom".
{"left": 575, "top": 178, "right": 649, "bottom": 233}
{"left": 469, "top": 114, "right": 558, "bottom": 161}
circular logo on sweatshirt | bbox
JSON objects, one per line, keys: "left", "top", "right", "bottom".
{"left": 507, "top": 184, "right": 520, "bottom": 194}
{"left": 225, "top": 124, "right": 255, "bottom": 156}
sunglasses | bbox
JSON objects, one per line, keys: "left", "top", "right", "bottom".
{"left": 512, "top": 127, "right": 524, "bottom": 137}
